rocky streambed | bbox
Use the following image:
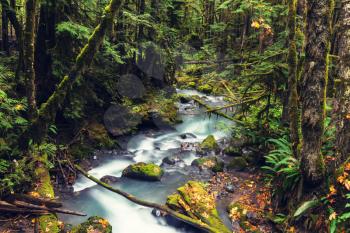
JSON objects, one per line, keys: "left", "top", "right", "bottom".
{"left": 59, "top": 89, "right": 272, "bottom": 233}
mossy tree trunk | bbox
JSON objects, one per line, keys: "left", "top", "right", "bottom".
{"left": 18, "top": 1, "right": 125, "bottom": 232}
{"left": 300, "top": 0, "right": 333, "bottom": 186}
{"left": 335, "top": 0, "right": 350, "bottom": 164}
{"left": 23, "top": 0, "right": 125, "bottom": 144}
{"left": 1, "top": 4, "right": 10, "bottom": 54}
{"left": 0, "top": 0, "right": 24, "bottom": 77}
{"left": 287, "top": 0, "right": 300, "bottom": 157}
{"left": 24, "top": 0, "right": 38, "bottom": 120}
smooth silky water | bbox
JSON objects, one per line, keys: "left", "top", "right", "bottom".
{"left": 60, "top": 89, "right": 233, "bottom": 233}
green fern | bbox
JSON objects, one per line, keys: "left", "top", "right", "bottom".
{"left": 262, "top": 138, "right": 301, "bottom": 192}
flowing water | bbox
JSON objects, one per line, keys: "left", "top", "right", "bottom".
{"left": 61, "top": 89, "right": 234, "bottom": 233}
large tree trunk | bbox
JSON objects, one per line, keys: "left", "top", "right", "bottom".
{"left": 288, "top": 0, "right": 300, "bottom": 157}
{"left": 22, "top": 0, "right": 125, "bottom": 144}
{"left": 335, "top": 0, "right": 350, "bottom": 164}
{"left": 24, "top": 0, "right": 38, "bottom": 120}
{"left": 1, "top": 4, "right": 10, "bottom": 54}
{"left": 300, "top": 0, "right": 333, "bottom": 185}
{"left": 35, "top": 0, "right": 57, "bottom": 104}
{"left": 0, "top": 0, "right": 24, "bottom": 77}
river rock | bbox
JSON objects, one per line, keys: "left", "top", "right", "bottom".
{"left": 191, "top": 156, "right": 224, "bottom": 172}
{"left": 162, "top": 155, "right": 183, "bottom": 165}
{"left": 178, "top": 95, "right": 191, "bottom": 104}
{"left": 198, "top": 135, "right": 219, "bottom": 154}
{"left": 225, "top": 184, "right": 236, "bottom": 193}
{"left": 179, "top": 133, "right": 197, "bottom": 139}
{"left": 198, "top": 84, "right": 213, "bottom": 94}
{"left": 223, "top": 146, "right": 242, "bottom": 157}
{"left": 100, "top": 175, "right": 120, "bottom": 184}
{"left": 227, "top": 157, "right": 248, "bottom": 171}
{"left": 71, "top": 216, "right": 112, "bottom": 233}
{"left": 122, "top": 162, "right": 164, "bottom": 181}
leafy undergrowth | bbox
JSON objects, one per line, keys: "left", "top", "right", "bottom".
{"left": 208, "top": 171, "right": 275, "bottom": 233}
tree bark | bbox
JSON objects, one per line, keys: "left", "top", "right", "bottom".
{"left": 1, "top": 4, "right": 10, "bottom": 54}
{"left": 288, "top": 0, "right": 300, "bottom": 157}
{"left": 22, "top": 0, "right": 125, "bottom": 144}
{"left": 24, "top": 0, "right": 38, "bottom": 120}
{"left": 335, "top": 0, "right": 350, "bottom": 164}
{"left": 0, "top": 0, "right": 24, "bottom": 77}
{"left": 300, "top": 0, "right": 333, "bottom": 185}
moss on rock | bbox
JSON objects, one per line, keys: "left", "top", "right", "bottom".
{"left": 71, "top": 216, "right": 112, "bottom": 233}
{"left": 86, "top": 122, "right": 116, "bottom": 148}
{"left": 199, "top": 135, "right": 219, "bottom": 152}
{"left": 227, "top": 157, "right": 248, "bottom": 171}
{"left": 198, "top": 84, "right": 213, "bottom": 94}
{"left": 191, "top": 156, "right": 224, "bottom": 172}
{"left": 223, "top": 146, "right": 242, "bottom": 157}
{"left": 166, "top": 181, "right": 231, "bottom": 233}
{"left": 122, "top": 162, "right": 164, "bottom": 181}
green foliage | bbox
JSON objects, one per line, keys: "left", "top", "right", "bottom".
{"left": 0, "top": 158, "right": 32, "bottom": 196}
{"left": 329, "top": 193, "right": 350, "bottom": 233}
{"left": 293, "top": 199, "right": 320, "bottom": 218}
{"left": 0, "top": 61, "right": 28, "bottom": 158}
{"left": 262, "top": 138, "right": 301, "bottom": 193}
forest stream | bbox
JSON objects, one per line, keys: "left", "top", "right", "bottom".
{"left": 60, "top": 89, "right": 234, "bottom": 233}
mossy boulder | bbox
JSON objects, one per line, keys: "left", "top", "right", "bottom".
{"left": 191, "top": 156, "right": 224, "bottom": 172}
{"left": 188, "top": 81, "right": 196, "bottom": 88}
{"left": 122, "top": 162, "right": 164, "bottom": 181}
{"left": 223, "top": 146, "right": 242, "bottom": 157}
{"left": 176, "top": 74, "right": 198, "bottom": 88}
{"left": 198, "top": 84, "right": 213, "bottom": 94}
{"left": 166, "top": 181, "right": 231, "bottom": 233}
{"left": 199, "top": 135, "right": 219, "bottom": 152}
{"left": 227, "top": 157, "right": 248, "bottom": 171}
{"left": 177, "top": 94, "right": 191, "bottom": 104}
{"left": 71, "top": 216, "right": 112, "bottom": 233}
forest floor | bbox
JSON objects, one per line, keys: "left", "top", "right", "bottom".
{"left": 0, "top": 216, "right": 36, "bottom": 233}
{"left": 209, "top": 170, "right": 276, "bottom": 233}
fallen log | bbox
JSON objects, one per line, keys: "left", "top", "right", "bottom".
{"left": 75, "top": 165, "right": 231, "bottom": 233}
{"left": 0, "top": 201, "right": 48, "bottom": 215}
{"left": 0, "top": 200, "right": 86, "bottom": 216}
{"left": 12, "top": 201, "right": 86, "bottom": 216}
{"left": 7, "top": 194, "right": 62, "bottom": 208}
{"left": 191, "top": 96, "right": 245, "bottom": 124}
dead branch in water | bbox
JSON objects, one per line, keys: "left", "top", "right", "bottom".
{"left": 74, "top": 165, "right": 231, "bottom": 233}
